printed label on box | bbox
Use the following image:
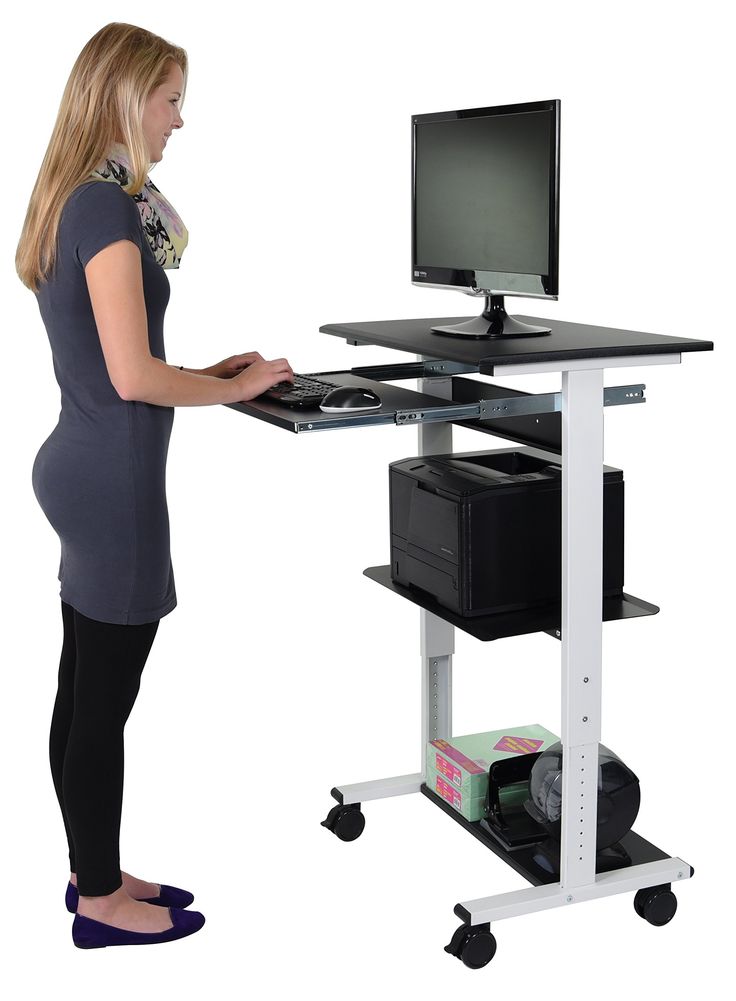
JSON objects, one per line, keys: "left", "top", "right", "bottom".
{"left": 435, "top": 753, "right": 462, "bottom": 787}
{"left": 493, "top": 735, "right": 544, "bottom": 754}
{"left": 431, "top": 737, "right": 485, "bottom": 775}
{"left": 436, "top": 774, "right": 462, "bottom": 810}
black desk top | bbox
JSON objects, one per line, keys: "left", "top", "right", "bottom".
{"left": 320, "top": 315, "right": 713, "bottom": 373}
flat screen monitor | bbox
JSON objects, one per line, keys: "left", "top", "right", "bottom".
{"left": 412, "top": 99, "right": 560, "bottom": 338}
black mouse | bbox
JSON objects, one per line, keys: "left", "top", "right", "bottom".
{"left": 319, "top": 386, "right": 382, "bottom": 413}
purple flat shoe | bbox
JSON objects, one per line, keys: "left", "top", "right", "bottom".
{"left": 72, "top": 906, "right": 205, "bottom": 949}
{"left": 66, "top": 881, "right": 194, "bottom": 913}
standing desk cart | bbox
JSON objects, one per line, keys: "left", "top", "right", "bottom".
{"left": 226, "top": 313, "right": 713, "bottom": 969}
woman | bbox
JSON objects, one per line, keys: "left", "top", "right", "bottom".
{"left": 15, "top": 22, "right": 293, "bottom": 950}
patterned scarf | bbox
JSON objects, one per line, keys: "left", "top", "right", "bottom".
{"left": 90, "top": 142, "right": 188, "bottom": 269}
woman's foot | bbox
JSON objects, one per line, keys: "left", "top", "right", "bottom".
{"left": 76, "top": 884, "right": 174, "bottom": 933}
{"left": 70, "top": 870, "right": 161, "bottom": 901}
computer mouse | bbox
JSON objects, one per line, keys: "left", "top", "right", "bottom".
{"left": 319, "top": 386, "right": 382, "bottom": 412}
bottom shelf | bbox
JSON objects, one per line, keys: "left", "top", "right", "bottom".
{"left": 421, "top": 784, "right": 671, "bottom": 887}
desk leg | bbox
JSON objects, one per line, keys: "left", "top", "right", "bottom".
{"left": 559, "top": 367, "right": 604, "bottom": 889}
{"left": 448, "top": 367, "right": 689, "bottom": 956}
{"left": 324, "top": 371, "right": 455, "bottom": 818}
{"left": 419, "top": 369, "right": 454, "bottom": 778}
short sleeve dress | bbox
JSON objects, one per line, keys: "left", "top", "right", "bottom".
{"left": 31, "top": 179, "right": 177, "bottom": 624}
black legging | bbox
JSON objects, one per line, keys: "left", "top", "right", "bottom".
{"left": 48, "top": 600, "right": 159, "bottom": 897}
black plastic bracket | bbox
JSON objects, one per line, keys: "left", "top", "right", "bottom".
{"left": 350, "top": 359, "right": 479, "bottom": 381}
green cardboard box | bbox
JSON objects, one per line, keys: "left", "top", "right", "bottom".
{"left": 426, "top": 724, "right": 559, "bottom": 821}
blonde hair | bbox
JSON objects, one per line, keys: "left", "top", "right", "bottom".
{"left": 15, "top": 22, "right": 187, "bottom": 292}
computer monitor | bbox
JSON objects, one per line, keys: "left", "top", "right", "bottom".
{"left": 412, "top": 99, "right": 560, "bottom": 339}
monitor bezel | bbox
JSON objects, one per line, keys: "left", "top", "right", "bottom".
{"left": 411, "top": 99, "right": 560, "bottom": 300}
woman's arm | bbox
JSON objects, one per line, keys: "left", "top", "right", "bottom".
{"left": 169, "top": 364, "right": 203, "bottom": 375}
{"left": 85, "top": 240, "right": 292, "bottom": 406}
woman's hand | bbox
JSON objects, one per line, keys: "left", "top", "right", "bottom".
{"left": 201, "top": 352, "right": 265, "bottom": 379}
{"left": 228, "top": 357, "right": 294, "bottom": 402}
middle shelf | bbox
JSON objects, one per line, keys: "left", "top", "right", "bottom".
{"left": 364, "top": 565, "right": 659, "bottom": 642}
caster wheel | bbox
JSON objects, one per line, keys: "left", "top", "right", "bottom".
{"left": 321, "top": 803, "right": 365, "bottom": 842}
{"left": 444, "top": 923, "right": 497, "bottom": 969}
{"left": 634, "top": 884, "right": 678, "bottom": 926}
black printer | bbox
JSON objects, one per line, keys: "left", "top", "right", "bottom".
{"left": 389, "top": 446, "right": 624, "bottom": 617}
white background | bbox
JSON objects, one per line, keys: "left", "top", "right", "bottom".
{"left": 2, "top": 0, "right": 733, "bottom": 993}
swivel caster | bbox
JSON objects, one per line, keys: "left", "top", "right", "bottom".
{"left": 444, "top": 922, "right": 497, "bottom": 969}
{"left": 634, "top": 883, "right": 678, "bottom": 926}
{"left": 321, "top": 802, "right": 365, "bottom": 842}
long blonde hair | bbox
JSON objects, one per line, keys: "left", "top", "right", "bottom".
{"left": 16, "top": 22, "right": 187, "bottom": 293}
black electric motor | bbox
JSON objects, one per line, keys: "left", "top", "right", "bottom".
{"left": 524, "top": 741, "right": 641, "bottom": 850}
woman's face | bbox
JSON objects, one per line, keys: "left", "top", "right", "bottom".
{"left": 142, "top": 61, "right": 185, "bottom": 163}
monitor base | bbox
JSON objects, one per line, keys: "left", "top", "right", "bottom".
{"left": 431, "top": 295, "right": 552, "bottom": 339}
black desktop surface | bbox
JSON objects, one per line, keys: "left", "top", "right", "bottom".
{"left": 320, "top": 315, "right": 713, "bottom": 372}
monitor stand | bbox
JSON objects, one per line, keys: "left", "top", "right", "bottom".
{"left": 431, "top": 295, "right": 552, "bottom": 339}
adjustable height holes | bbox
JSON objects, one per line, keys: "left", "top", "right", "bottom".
{"left": 579, "top": 758, "right": 587, "bottom": 858}
{"left": 580, "top": 762, "right": 586, "bottom": 805}
{"left": 431, "top": 661, "right": 440, "bottom": 735}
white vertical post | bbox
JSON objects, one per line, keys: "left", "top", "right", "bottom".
{"left": 418, "top": 359, "right": 454, "bottom": 778}
{"left": 560, "top": 368, "right": 604, "bottom": 888}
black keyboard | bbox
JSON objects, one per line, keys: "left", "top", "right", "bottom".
{"left": 261, "top": 373, "right": 342, "bottom": 408}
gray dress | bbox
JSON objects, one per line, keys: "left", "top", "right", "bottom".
{"left": 32, "top": 180, "right": 177, "bottom": 624}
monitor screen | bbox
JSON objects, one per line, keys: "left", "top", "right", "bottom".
{"left": 412, "top": 100, "right": 560, "bottom": 300}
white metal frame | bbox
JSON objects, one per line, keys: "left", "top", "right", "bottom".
{"left": 334, "top": 352, "right": 692, "bottom": 928}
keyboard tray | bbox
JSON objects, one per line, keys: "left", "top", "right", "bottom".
{"left": 224, "top": 371, "right": 460, "bottom": 433}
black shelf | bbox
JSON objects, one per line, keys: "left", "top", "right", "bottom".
{"left": 363, "top": 566, "right": 658, "bottom": 642}
{"left": 421, "top": 784, "right": 671, "bottom": 887}
{"left": 320, "top": 315, "right": 713, "bottom": 372}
